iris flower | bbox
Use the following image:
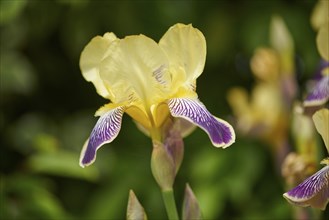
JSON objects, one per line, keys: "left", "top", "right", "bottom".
{"left": 283, "top": 1, "right": 329, "bottom": 210}
{"left": 79, "top": 23, "right": 235, "bottom": 167}
{"left": 304, "top": 4, "right": 329, "bottom": 108}
{"left": 283, "top": 108, "right": 329, "bottom": 210}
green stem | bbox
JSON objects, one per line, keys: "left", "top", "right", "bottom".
{"left": 162, "top": 189, "right": 179, "bottom": 220}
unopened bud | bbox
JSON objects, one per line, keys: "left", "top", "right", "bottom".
{"left": 151, "top": 141, "right": 176, "bottom": 191}
{"left": 127, "top": 190, "right": 147, "bottom": 220}
{"left": 182, "top": 184, "right": 202, "bottom": 220}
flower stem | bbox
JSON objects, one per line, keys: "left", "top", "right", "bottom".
{"left": 162, "top": 189, "right": 179, "bottom": 220}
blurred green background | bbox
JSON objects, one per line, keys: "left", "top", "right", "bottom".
{"left": 1, "top": 0, "right": 327, "bottom": 219}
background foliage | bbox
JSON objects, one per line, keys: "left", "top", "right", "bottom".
{"left": 1, "top": 0, "right": 327, "bottom": 219}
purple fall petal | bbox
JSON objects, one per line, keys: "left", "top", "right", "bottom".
{"left": 168, "top": 98, "right": 235, "bottom": 148}
{"left": 283, "top": 165, "right": 329, "bottom": 210}
{"left": 79, "top": 107, "right": 125, "bottom": 167}
{"left": 304, "top": 75, "right": 329, "bottom": 107}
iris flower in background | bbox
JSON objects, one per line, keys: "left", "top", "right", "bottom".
{"left": 283, "top": 2, "right": 329, "bottom": 210}
{"left": 78, "top": 23, "right": 235, "bottom": 167}
{"left": 304, "top": 4, "right": 329, "bottom": 109}
{"left": 227, "top": 16, "right": 296, "bottom": 167}
{"left": 281, "top": 105, "right": 318, "bottom": 187}
{"left": 283, "top": 108, "right": 329, "bottom": 210}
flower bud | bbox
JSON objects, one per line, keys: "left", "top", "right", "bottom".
{"left": 182, "top": 184, "right": 202, "bottom": 220}
{"left": 151, "top": 119, "right": 185, "bottom": 191}
{"left": 151, "top": 141, "right": 176, "bottom": 191}
{"left": 127, "top": 190, "right": 147, "bottom": 220}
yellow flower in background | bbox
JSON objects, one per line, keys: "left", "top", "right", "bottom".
{"left": 227, "top": 83, "right": 283, "bottom": 138}
{"left": 79, "top": 23, "right": 235, "bottom": 167}
{"left": 317, "top": 22, "right": 329, "bottom": 62}
{"left": 311, "top": 0, "right": 328, "bottom": 31}
{"left": 227, "top": 15, "right": 296, "bottom": 145}
{"left": 304, "top": 0, "right": 329, "bottom": 107}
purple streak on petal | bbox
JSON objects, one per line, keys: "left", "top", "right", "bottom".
{"left": 80, "top": 107, "right": 124, "bottom": 167}
{"left": 284, "top": 165, "right": 329, "bottom": 209}
{"left": 152, "top": 64, "right": 168, "bottom": 85}
{"left": 304, "top": 75, "right": 329, "bottom": 107}
{"left": 168, "top": 98, "right": 235, "bottom": 148}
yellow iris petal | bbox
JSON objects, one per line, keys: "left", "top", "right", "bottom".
{"left": 159, "top": 23, "right": 206, "bottom": 90}
{"left": 312, "top": 108, "right": 329, "bottom": 153}
{"left": 126, "top": 103, "right": 170, "bottom": 129}
{"left": 80, "top": 33, "right": 117, "bottom": 99}
{"left": 270, "top": 15, "right": 294, "bottom": 74}
{"left": 99, "top": 34, "right": 170, "bottom": 107}
{"left": 126, "top": 105, "right": 151, "bottom": 129}
{"left": 151, "top": 102, "right": 170, "bottom": 128}
{"left": 317, "top": 23, "right": 329, "bottom": 61}
{"left": 311, "top": 0, "right": 328, "bottom": 31}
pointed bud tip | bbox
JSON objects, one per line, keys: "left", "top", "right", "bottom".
{"left": 127, "top": 190, "right": 147, "bottom": 220}
{"left": 183, "top": 183, "right": 202, "bottom": 220}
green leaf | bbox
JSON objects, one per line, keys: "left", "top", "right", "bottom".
{"left": 27, "top": 150, "right": 99, "bottom": 181}
{"left": 1, "top": 174, "right": 69, "bottom": 220}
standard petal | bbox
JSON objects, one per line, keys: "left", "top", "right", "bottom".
{"left": 80, "top": 33, "right": 117, "bottom": 99}
{"left": 159, "top": 23, "right": 206, "bottom": 88}
{"left": 312, "top": 108, "right": 329, "bottom": 152}
{"left": 316, "top": 22, "right": 329, "bottom": 61}
{"left": 168, "top": 98, "right": 235, "bottom": 148}
{"left": 99, "top": 34, "right": 170, "bottom": 105}
{"left": 304, "top": 75, "right": 329, "bottom": 107}
{"left": 283, "top": 165, "right": 329, "bottom": 210}
{"left": 79, "top": 106, "right": 125, "bottom": 167}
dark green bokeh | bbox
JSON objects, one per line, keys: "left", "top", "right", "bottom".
{"left": 1, "top": 0, "right": 326, "bottom": 219}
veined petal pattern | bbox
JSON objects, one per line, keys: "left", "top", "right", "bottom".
{"left": 168, "top": 98, "right": 235, "bottom": 148}
{"left": 80, "top": 106, "right": 125, "bottom": 167}
{"left": 283, "top": 165, "right": 329, "bottom": 210}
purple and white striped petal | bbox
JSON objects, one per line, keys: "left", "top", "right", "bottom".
{"left": 79, "top": 106, "right": 125, "bottom": 167}
{"left": 304, "top": 75, "right": 329, "bottom": 107}
{"left": 283, "top": 165, "right": 329, "bottom": 210}
{"left": 168, "top": 98, "right": 235, "bottom": 148}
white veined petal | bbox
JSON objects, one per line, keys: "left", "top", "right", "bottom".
{"left": 283, "top": 165, "right": 329, "bottom": 210}
{"left": 79, "top": 106, "right": 125, "bottom": 167}
{"left": 168, "top": 98, "right": 235, "bottom": 148}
